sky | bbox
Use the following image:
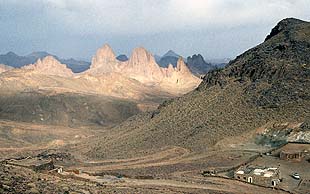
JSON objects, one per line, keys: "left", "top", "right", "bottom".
{"left": 0, "top": 0, "right": 309, "bottom": 61}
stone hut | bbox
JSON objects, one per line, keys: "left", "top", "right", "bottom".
{"left": 279, "top": 143, "right": 309, "bottom": 162}
{"left": 234, "top": 165, "right": 280, "bottom": 187}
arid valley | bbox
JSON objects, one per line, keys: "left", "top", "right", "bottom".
{"left": 0, "top": 1, "right": 309, "bottom": 194}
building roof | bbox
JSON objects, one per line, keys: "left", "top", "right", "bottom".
{"left": 236, "top": 165, "right": 278, "bottom": 178}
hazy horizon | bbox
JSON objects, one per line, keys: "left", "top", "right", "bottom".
{"left": 0, "top": 0, "right": 309, "bottom": 60}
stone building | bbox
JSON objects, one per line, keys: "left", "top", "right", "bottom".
{"left": 234, "top": 165, "right": 281, "bottom": 187}
{"left": 279, "top": 143, "right": 309, "bottom": 162}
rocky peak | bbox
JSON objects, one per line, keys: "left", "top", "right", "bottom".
{"left": 23, "top": 56, "right": 73, "bottom": 77}
{"left": 87, "top": 44, "right": 121, "bottom": 74}
{"left": 176, "top": 57, "right": 191, "bottom": 73}
{"left": 163, "top": 50, "right": 180, "bottom": 58}
{"left": 26, "top": 51, "right": 53, "bottom": 59}
{"left": 91, "top": 44, "right": 116, "bottom": 68}
{"left": 186, "top": 54, "right": 215, "bottom": 75}
{"left": 167, "top": 63, "right": 174, "bottom": 71}
{"left": 128, "top": 47, "right": 156, "bottom": 66}
{"left": 5, "top": 51, "right": 18, "bottom": 57}
{"left": 187, "top": 54, "right": 204, "bottom": 64}
{"left": 165, "top": 63, "right": 175, "bottom": 77}
{"left": 122, "top": 47, "right": 164, "bottom": 83}
{"left": 265, "top": 18, "right": 307, "bottom": 41}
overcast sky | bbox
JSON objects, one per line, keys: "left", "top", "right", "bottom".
{"left": 0, "top": 0, "right": 309, "bottom": 60}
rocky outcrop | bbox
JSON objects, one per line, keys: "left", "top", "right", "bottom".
{"left": 162, "top": 58, "right": 201, "bottom": 88}
{"left": 86, "top": 45, "right": 201, "bottom": 91}
{"left": 124, "top": 47, "right": 164, "bottom": 83}
{"left": 0, "top": 64, "right": 13, "bottom": 74}
{"left": 23, "top": 56, "right": 73, "bottom": 77}
{"left": 88, "top": 44, "right": 122, "bottom": 74}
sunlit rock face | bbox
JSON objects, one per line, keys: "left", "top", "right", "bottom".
{"left": 88, "top": 44, "right": 122, "bottom": 74}
{"left": 85, "top": 44, "right": 201, "bottom": 90}
{"left": 124, "top": 47, "right": 165, "bottom": 83}
{"left": 23, "top": 56, "right": 73, "bottom": 77}
{"left": 160, "top": 57, "right": 202, "bottom": 93}
{"left": 0, "top": 64, "right": 13, "bottom": 74}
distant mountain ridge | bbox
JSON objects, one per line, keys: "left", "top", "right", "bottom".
{"left": 0, "top": 51, "right": 90, "bottom": 73}
{"left": 156, "top": 50, "right": 227, "bottom": 75}
{"left": 116, "top": 54, "right": 129, "bottom": 62}
{"left": 186, "top": 54, "right": 216, "bottom": 76}
{"left": 0, "top": 49, "right": 228, "bottom": 75}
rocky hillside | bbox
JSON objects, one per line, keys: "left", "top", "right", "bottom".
{"left": 201, "top": 18, "right": 310, "bottom": 108}
{"left": 85, "top": 18, "right": 310, "bottom": 159}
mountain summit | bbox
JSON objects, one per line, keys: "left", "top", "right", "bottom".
{"left": 162, "top": 50, "right": 180, "bottom": 58}
{"left": 157, "top": 50, "right": 181, "bottom": 68}
{"left": 88, "top": 44, "right": 120, "bottom": 74}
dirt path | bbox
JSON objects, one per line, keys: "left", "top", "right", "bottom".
{"left": 120, "top": 178, "right": 287, "bottom": 194}
{"left": 71, "top": 171, "right": 288, "bottom": 194}
{"left": 79, "top": 147, "right": 191, "bottom": 171}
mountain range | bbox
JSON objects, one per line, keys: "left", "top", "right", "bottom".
{"left": 0, "top": 50, "right": 227, "bottom": 76}
{"left": 156, "top": 50, "right": 220, "bottom": 75}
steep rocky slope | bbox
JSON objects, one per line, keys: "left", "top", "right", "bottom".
{"left": 85, "top": 18, "right": 310, "bottom": 159}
